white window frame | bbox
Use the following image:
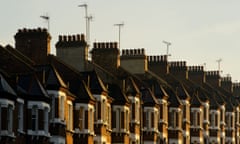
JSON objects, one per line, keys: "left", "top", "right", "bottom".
{"left": 7, "top": 105, "right": 13, "bottom": 133}
{"left": 59, "top": 96, "right": 65, "bottom": 121}
{"left": 32, "top": 105, "right": 38, "bottom": 131}
{"left": 44, "top": 107, "right": 49, "bottom": 133}
{"left": 67, "top": 101, "right": 73, "bottom": 131}
{"left": 17, "top": 100, "right": 24, "bottom": 132}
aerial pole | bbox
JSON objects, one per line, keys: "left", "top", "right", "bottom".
{"left": 40, "top": 15, "right": 50, "bottom": 31}
{"left": 86, "top": 15, "right": 93, "bottom": 45}
{"left": 162, "top": 40, "right": 171, "bottom": 59}
{"left": 216, "top": 58, "right": 222, "bottom": 73}
{"left": 78, "top": 4, "right": 88, "bottom": 43}
{"left": 114, "top": 22, "right": 124, "bottom": 49}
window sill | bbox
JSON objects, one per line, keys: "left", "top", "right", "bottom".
{"left": 0, "top": 131, "right": 15, "bottom": 138}
{"left": 17, "top": 129, "right": 25, "bottom": 134}
{"left": 50, "top": 118, "right": 66, "bottom": 125}
{"left": 27, "top": 130, "right": 50, "bottom": 137}
{"left": 74, "top": 129, "right": 95, "bottom": 136}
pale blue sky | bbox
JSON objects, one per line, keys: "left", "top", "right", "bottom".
{"left": 1, "top": 0, "right": 240, "bottom": 81}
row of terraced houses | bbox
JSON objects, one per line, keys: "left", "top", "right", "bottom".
{"left": 1, "top": 28, "right": 240, "bottom": 144}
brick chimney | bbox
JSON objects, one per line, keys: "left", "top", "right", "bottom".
{"left": 205, "top": 71, "right": 221, "bottom": 87}
{"left": 233, "top": 83, "right": 240, "bottom": 97}
{"left": 91, "top": 42, "right": 120, "bottom": 73}
{"left": 148, "top": 55, "right": 169, "bottom": 76}
{"left": 169, "top": 61, "right": 188, "bottom": 80}
{"left": 56, "top": 34, "right": 88, "bottom": 71}
{"left": 120, "top": 48, "right": 148, "bottom": 74}
{"left": 220, "top": 76, "right": 232, "bottom": 93}
{"left": 188, "top": 66, "right": 205, "bottom": 84}
{"left": 15, "top": 28, "right": 51, "bottom": 64}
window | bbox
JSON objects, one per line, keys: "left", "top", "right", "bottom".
{"left": 67, "top": 103, "right": 73, "bottom": 131}
{"left": 59, "top": 96, "right": 65, "bottom": 120}
{"left": 154, "top": 111, "right": 158, "bottom": 128}
{"left": 50, "top": 94, "right": 55, "bottom": 120}
{"left": 95, "top": 102, "right": 98, "bottom": 122}
{"left": 145, "top": 110, "right": 150, "bottom": 129}
{"left": 18, "top": 102, "right": 24, "bottom": 131}
{"left": 44, "top": 107, "right": 49, "bottom": 133}
{"left": 102, "top": 99, "right": 106, "bottom": 123}
{"left": 126, "top": 110, "right": 129, "bottom": 131}
{"left": 32, "top": 105, "right": 38, "bottom": 131}
{"left": 0, "top": 104, "right": 1, "bottom": 131}
{"left": 107, "top": 105, "right": 111, "bottom": 129}
{"left": 79, "top": 107, "right": 84, "bottom": 130}
{"left": 89, "top": 108, "right": 93, "bottom": 132}
{"left": 7, "top": 105, "right": 13, "bottom": 133}
{"left": 136, "top": 101, "right": 139, "bottom": 122}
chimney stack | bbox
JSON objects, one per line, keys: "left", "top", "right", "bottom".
{"left": 91, "top": 42, "right": 120, "bottom": 73}
{"left": 121, "top": 48, "right": 148, "bottom": 74}
{"left": 15, "top": 28, "right": 51, "bottom": 64}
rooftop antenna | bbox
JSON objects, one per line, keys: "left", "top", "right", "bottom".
{"left": 40, "top": 14, "right": 50, "bottom": 31}
{"left": 162, "top": 40, "right": 171, "bottom": 58}
{"left": 86, "top": 15, "right": 93, "bottom": 45}
{"left": 78, "top": 3, "right": 88, "bottom": 43}
{"left": 114, "top": 22, "right": 124, "bottom": 50}
{"left": 216, "top": 58, "right": 222, "bottom": 73}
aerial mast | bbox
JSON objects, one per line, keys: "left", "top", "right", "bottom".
{"left": 162, "top": 40, "right": 171, "bottom": 59}
{"left": 114, "top": 22, "right": 124, "bottom": 50}
{"left": 78, "top": 4, "right": 88, "bottom": 43}
{"left": 40, "top": 14, "right": 50, "bottom": 31}
{"left": 216, "top": 58, "right": 222, "bottom": 73}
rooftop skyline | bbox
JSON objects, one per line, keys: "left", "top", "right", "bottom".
{"left": 1, "top": 0, "right": 240, "bottom": 81}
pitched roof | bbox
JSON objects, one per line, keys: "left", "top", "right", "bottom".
{"left": 81, "top": 70, "right": 108, "bottom": 94}
{"left": 140, "top": 87, "right": 159, "bottom": 106}
{"left": 0, "top": 73, "right": 17, "bottom": 97}
{"left": 17, "top": 73, "right": 49, "bottom": 100}
{"left": 124, "top": 77, "right": 140, "bottom": 97}
{"left": 0, "top": 45, "right": 34, "bottom": 75}
{"left": 108, "top": 83, "right": 129, "bottom": 105}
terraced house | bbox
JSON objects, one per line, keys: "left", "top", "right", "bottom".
{"left": 1, "top": 28, "right": 240, "bottom": 144}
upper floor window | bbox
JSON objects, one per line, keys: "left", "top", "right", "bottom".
{"left": 79, "top": 106, "right": 84, "bottom": 131}
{"left": 59, "top": 96, "right": 65, "bottom": 121}
{"left": 32, "top": 105, "right": 38, "bottom": 131}
{"left": 44, "top": 107, "right": 49, "bottom": 133}
{"left": 191, "top": 110, "right": 202, "bottom": 127}
{"left": 210, "top": 111, "right": 219, "bottom": 127}
{"left": 18, "top": 102, "right": 24, "bottom": 132}
{"left": 169, "top": 109, "right": 181, "bottom": 128}
{"left": 7, "top": 105, "right": 13, "bottom": 133}
{"left": 107, "top": 105, "right": 111, "bottom": 129}
{"left": 89, "top": 108, "right": 94, "bottom": 132}
{"left": 144, "top": 109, "right": 157, "bottom": 130}
{"left": 67, "top": 102, "right": 73, "bottom": 131}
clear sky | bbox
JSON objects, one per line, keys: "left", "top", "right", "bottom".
{"left": 1, "top": 0, "right": 240, "bottom": 81}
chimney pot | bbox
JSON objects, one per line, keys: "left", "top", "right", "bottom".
{"left": 80, "top": 34, "right": 85, "bottom": 41}
{"left": 63, "top": 36, "right": 67, "bottom": 41}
